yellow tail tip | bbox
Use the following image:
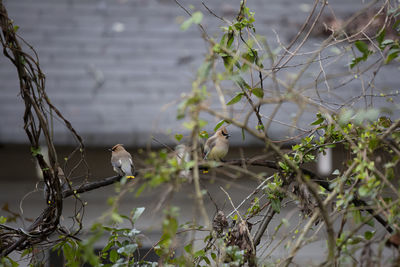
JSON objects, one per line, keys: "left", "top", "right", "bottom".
{"left": 203, "top": 170, "right": 209, "bottom": 174}
{"left": 126, "top": 176, "right": 135, "bottom": 179}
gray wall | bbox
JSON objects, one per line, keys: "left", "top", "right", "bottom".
{"left": 0, "top": 0, "right": 398, "bottom": 147}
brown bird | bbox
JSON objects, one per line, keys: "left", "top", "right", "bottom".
{"left": 109, "top": 144, "right": 135, "bottom": 178}
{"left": 204, "top": 126, "right": 230, "bottom": 161}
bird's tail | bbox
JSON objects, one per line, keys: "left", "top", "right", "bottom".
{"left": 121, "top": 159, "right": 135, "bottom": 179}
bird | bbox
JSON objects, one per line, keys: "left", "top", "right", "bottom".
{"left": 203, "top": 126, "right": 230, "bottom": 161}
{"left": 109, "top": 144, "right": 135, "bottom": 178}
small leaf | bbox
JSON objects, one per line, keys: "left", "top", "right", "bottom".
{"left": 211, "top": 252, "right": 217, "bottom": 260}
{"left": 227, "top": 33, "right": 234, "bottom": 48}
{"left": 194, "top": 249, "right": 205, "bottom": 257}
{"left": 376, "top": 30, "right": 385, "bottom": 48}
{"left": 180, "top": 18, "right": 193, "bottom": 31}
{"left": 311, "top": 117, "right": 324, "bottom": 126}
{"left": 385, "top": 48, "right": 399, "bottom": 64}
{"left": 271, "top": 198, "right": 281, "bottom": 213}
{"left": 220, "top": 33, "right": 227, "bottom": 46}
{"left": 198, "top": 61, "right": 212, "bottom": 82}
{"left": 230, "top": 75, "right": 248, "bottom": 89}
{"left": 256, "top": 124, "right": 264, "bottom": 131}
{"left": 354, "top": 40, "right": 370, "bottom": 55}
{"left": 20, "top": 248, "right": 32, "bottom": 258}
{"left": 381, "top": 39, "right": 394, "bottom": 46}
{"left": 358, "top": 185, "right": 369, "bottom": 197}
{"left": 175, "top": 134, "right": 183, "bottom": 142}
{"left": 252, "top": 87, "right": 264, "bottom": 98}
{"left": 111, "top": 212, "right": 123, "bottom": 223}
{"left": 131, "top": 207, "right": 145, "bottom": 223}
{"left": 350, "top": 56, "right": 365, "bottom": 68}
{"left": 117, "top": 244, "right": 138, "bottom": 255}
{"left": 214, "top": 120, "right": 226, "bottom": 131}
{"left": 109, "top": 249, "right": 118, "bottom": 263}
{"left": 364, "top": 231, "right": 374, "bottom": 240}
{"left": 227, "top": 92, "right": 244, "bottom": 105}
{"left": 184, "top": 243, "right": 192, "bottom": 253}
{"left": 0, "top": 216, "right": 7, "bottom": 224}
{"left": 192, "top": 11, "right": 203, "bottom": 24}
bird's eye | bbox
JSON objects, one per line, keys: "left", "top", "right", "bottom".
{"left": 222, "top": 131, "right": 228, "bottom": 136}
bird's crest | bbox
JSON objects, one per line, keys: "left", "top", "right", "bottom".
{"left": 111, "top": 144, "right": 124, "bottom": 151}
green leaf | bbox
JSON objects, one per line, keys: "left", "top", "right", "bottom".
{"left": 214, "top": 120, "right": 226, "bottom": 131}
{"left": 252, "top": 87, "right": 264, "bottom": 98}
{"left": 271, "top": 198, "right": 281, "bottom": 213}
{"left": 376, "top": 30, "right": 385, "bottom": 48}
{"left": 184, "top": 243, "right": 192, "bottom": 253}
{"left": 111, "top": 212, "right": 123, "bottom": 223}
{"left": 223, "top": 56, "right": 234, "bottom": 72}
{"left": 180, "top": 18, "right": 193, "bottom": 31}
{"left": 220, "top": 33, "right": 227, "bottom": 46}
{"left": 192, "top": 11, "right": 203, "bottom": 24}
{"left": 194, "top": 249, "right": 205, "bottom": 257}
{"left": 227, "top": 33, "right": 234, "bottom": 48}
{"left": 117, "top": 244, "right": 138, "bottom": 255}
{"left": 241, "top": 128, "right": 245, "bottom": 141}
{"left": 131, "top": 207, "right": 145, "bottom": 224}
{"left": 227, "top": 92, "right": 244, "bottom": 105}
{"left": 385, "top": 48, "right": 399, "bottom": 64}
{"left": 364, "top": 231, "right": 374, "bottom": 240}
{"left": 278, "top": 161, "right": 288, "bottom": 171}
{"left": 13, "top": 25, "right": 19, "bottom": 32}
{"left": 211, "top": 252, "right": 217, "bottom": 260}
{"left": 21, "top": 248, "right": 32, "bottom": 258}
{"left": 230, "top": 75, "right": 248, "bottom": 89}
{"left": 358, "top": 185, "right": 369, "bottom": 197}
{"left": 350, "top": 41, "right": 372, "bottom": 68}
{"left": 354, "top": 41, "right": 369, "bottom": 54}
{"left": 0, "top": 216, "right": 7, "bottom": 224}
{"left": 311, "top": 117, "right": 324, "bottom": 126}
{"left": 109, "top": 249, "right": 118, "bottom": 263}
{"left": 353, "top": 210, "right": 362, "bottom": 224}
{"left": 175, "top": 134, "right": 183, "bottom": 142}
{"left": 197, "top": 61, "right": 212, "bottom": 81}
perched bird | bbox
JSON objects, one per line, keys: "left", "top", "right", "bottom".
{"left": 109, "top": 144, "right": 135, "bottom": 178}
{"left": 204, "top": 126, "right": 230, "bottom": 161}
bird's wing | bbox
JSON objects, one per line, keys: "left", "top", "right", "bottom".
{"left": 120, "top": 158, "right": 134, "bottom": 176}
{"left": 111, "top": 158, "right": 122, "bottom": 168}
{"left": 204, "top": 137, "right": 217, "bottom": 159}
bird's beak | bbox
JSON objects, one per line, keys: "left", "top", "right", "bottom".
{"left": 108, "top": 148, "right": 112, "bottom": 152}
